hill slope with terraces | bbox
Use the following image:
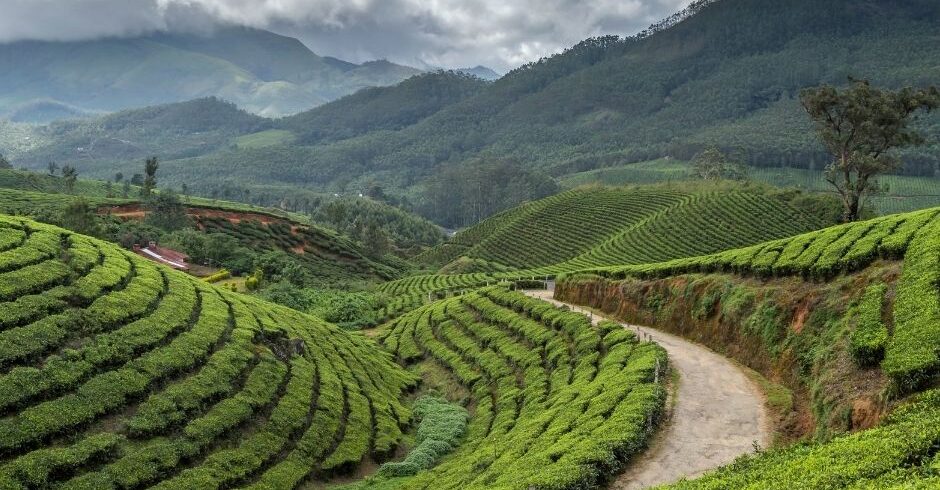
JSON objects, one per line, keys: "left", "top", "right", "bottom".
{"left": 0, "top": 214, "right": 416, "bottom": 488}
{"left": 395, "top": 183, "right": 829, "bottom": 296}
{"left": 553, "top": 204, "right": 940, "bottom": 488}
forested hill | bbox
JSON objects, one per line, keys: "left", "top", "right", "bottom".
{"left": 0, "top": 26, "right": 422, "bottom": 120}
{"left": 5, "top": 0, "right": 940, "bottom": 225}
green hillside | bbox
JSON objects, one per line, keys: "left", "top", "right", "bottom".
{"left": 394, "top": 184, "right": 830, "bottom": 297}
{"left": 0, "top": 183, "right": 408, "bottom": 287}
{"left": 559, "top": 161, "right": 940, "bottom": 216}
{"left": 7, "top": 0, "right": 939, "bottom": 228}
{"left": 555, "top": 205, "right": 940, "bottom": 488}
{"left": 374, "top": 287, "right": 666, "bottom": 489}
{"left": 0, "top": 215, "right": 416, "bottom": 488}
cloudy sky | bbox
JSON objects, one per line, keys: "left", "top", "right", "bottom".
{"left": 0, "top": 0, "right": 692, "bottom": 72}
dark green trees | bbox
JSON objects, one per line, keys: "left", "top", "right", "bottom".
{"left": 60, "top": 165, "right": 78, "bottom": 193}
{"left": 690, "top": 146, "right": 748, "bottom": 181}
{"left": 801, "top": 80, "right": 939, "bottom": 221}
{"left": 142, "top": 157, "right": 158, "bottom": 197}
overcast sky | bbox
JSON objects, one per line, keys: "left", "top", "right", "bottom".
{"left": 0, "top": 0, "right": 692, "bottom": 72}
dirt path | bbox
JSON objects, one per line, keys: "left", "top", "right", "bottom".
{"left": 523, "top": 290, "right": 771, "bottom": 489}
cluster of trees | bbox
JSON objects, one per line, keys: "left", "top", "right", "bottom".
{"left": 418, "top": 158, "right": 559, "bottom": 228}
{"left": 313, "top": 194, "right": 444, "bottom": 252}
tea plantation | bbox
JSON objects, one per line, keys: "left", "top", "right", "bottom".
{"left": 378, "top": 287, "right": 666, "bottom": 489}
{"left": 0, "top": 215, "right": 417, "bottom": 489}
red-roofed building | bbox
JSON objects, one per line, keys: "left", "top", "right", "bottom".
{"left": 133, "top": 241, "right": 190, "bottom": 271}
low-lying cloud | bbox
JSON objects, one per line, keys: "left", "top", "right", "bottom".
{"left": 0, "top": 0, "right": 692, "bottom": 71}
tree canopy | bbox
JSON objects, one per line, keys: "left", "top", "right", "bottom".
{"left": 801, "top": 79, "right": 939, "bottom": 221}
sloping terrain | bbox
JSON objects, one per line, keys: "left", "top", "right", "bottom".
{"left": 385, "top": 184, "right": 827, "bottom": 296}
{"left": 559, "top": 160, "right": 940, "bottom": 216}
{"left": 0, "top": 215, "right": 416, "bottom": 488}
{"left": 377, "top": 287, "right": 667, "bottom": 488}
{"left": 6, "top": 0, "right": 939, "bottom": 214}
{"left": 555, "top": 205, "right": 940, "bottom": 488}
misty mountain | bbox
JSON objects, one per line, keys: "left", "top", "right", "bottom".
{"left": 0, "top": 26, "right": 422, "bottom": 121}
{"left": 5, "top": 0, "right": 940, "bottom": 224}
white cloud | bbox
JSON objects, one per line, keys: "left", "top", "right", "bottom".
{"left": 0, "top": 0, "right": 693, "bottom": 70}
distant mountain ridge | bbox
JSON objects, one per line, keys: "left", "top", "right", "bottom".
{"left": 0, "top": 26, "right": 423, "bottom": 120}
{"left": 4, "top": 0, "right": 940, "bottom": 227}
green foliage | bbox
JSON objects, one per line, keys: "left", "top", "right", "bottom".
{"left": 143, "top": 189, "right": 189, "bottom": 231}
{"left": 584, "top": 207, "right": 940, "bottom": 282}
{"left": 313, "top": 197, "right": 445, "bottom": 251}
{"left": 61, "top": 199, "right": 103, "bottom": 237}
{"left": 388, "top": 184, "right": 825, "bottom": 299}
{"left": 418, "top": 157, "right": 560, "bottom": 228}
{"left": 850, "top": 283, "right": 889, "bottom": 366}
{"left": 202, "top": 269, "right": 231, "bottom": 283}
{"left": 377, "top": 394, "right": 468, "bottom": 478}
{"left": 379, "top": 287, "right": 667, "bottom": 489}
{"left": 690, "top": 146, "right": 748, "bottom": 181}
{"left": 882, "top": 218, "right": 940, "bottom": 389}
{"left": 800, "top": 79, "right": 940, "bottom": 221}
{"left": 0, "top": 214, "right": 416, "bottom": 488}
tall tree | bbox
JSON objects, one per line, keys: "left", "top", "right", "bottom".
{"left": 122, "top": 180, "right": 131, "bottom": 199}
{"left": 46, "top": 161, "right": 58, "bottom": 176}
{"left": 0, "top": 153, "right": 10, "bottom": 169}
{"left": 690, "top": 146, "right": 748, "bottom": 181}
{"left": 114, "top": 172, "right": 123, "bottom": 183}
{"left": 60, "top": 165, "right": 78, "bottom": 193}
{"left": 142, "top": 157, "right": 158, "bottom": 197}
{"left": 801, "top": 80, "right": 939, "bottom": 222}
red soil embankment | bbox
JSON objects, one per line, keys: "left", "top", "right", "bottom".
{"left": 98, "top": 204, "right": 291, "bottom": 226}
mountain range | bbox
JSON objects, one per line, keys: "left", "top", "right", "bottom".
{"left": 0, "top": 26, "right": 425, "bottom": 120}
{"left": 3, "top": 0, "right": 939, "bottom": 225}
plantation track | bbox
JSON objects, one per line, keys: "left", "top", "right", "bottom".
{"left": 523, "top": 290, "right": 771, "bottom": 489}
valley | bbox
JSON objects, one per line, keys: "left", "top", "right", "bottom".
{"left": 2, "top": 0, "right": 940, "bottom": 488}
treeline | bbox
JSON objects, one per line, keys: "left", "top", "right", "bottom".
{"left": 417, "top": 158, "right": 560, "bottom": 229}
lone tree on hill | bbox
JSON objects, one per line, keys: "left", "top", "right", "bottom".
{"left": 47, "top": 161, "right": 58, "bottom": 176}
{"left": 142, "top": 157, "right": 158, "bottom": 197}
{"left": 690, "top": 146, "right": 748, "bottom": 181}
{"left": 61, "top": 165, "right": 78, "bottom": 193}
{"left": 801, "top": 79, "right": 939, "bottom": 222}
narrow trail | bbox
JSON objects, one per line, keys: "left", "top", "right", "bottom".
{"left": 523, "top": 290, "right": 771, "bottom": 489}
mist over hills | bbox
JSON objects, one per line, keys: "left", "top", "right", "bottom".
{"left": 0, "top": 26, "right": 422, "bottom": 120}
{"left": 3, "top": 0, "right": 940, "bottom": 226}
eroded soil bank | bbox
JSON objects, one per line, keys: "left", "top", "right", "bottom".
{"left": 555, "top": 265, "right": 899, "bottom": 443}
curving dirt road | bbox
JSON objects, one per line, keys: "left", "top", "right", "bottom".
{"left": 523, "top": 290, "right": 771, "bottom": 489}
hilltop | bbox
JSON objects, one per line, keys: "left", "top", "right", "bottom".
{"left": 0, "top": 26, "right": 422, "bottom": 120}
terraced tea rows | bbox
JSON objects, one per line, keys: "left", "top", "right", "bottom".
{"left": 557, "top": 190, "right": 821, "bottom": 271}
{"left": 380, "top": 190, "right": 825, "bottom": 299}
{"left": 379, "top": 287, "right": 667, "bottom": 489}
{"left": 584, "top": 207, "right": 940, "bottom": 282}
{"left": 576, "top": 206, "right": 940, "bottom": 387}
{"left": 456, "top": 188, "right": 687, "bottom": 269}
{"left": 0, "top": 215, "right": 416, "bottom": 489}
